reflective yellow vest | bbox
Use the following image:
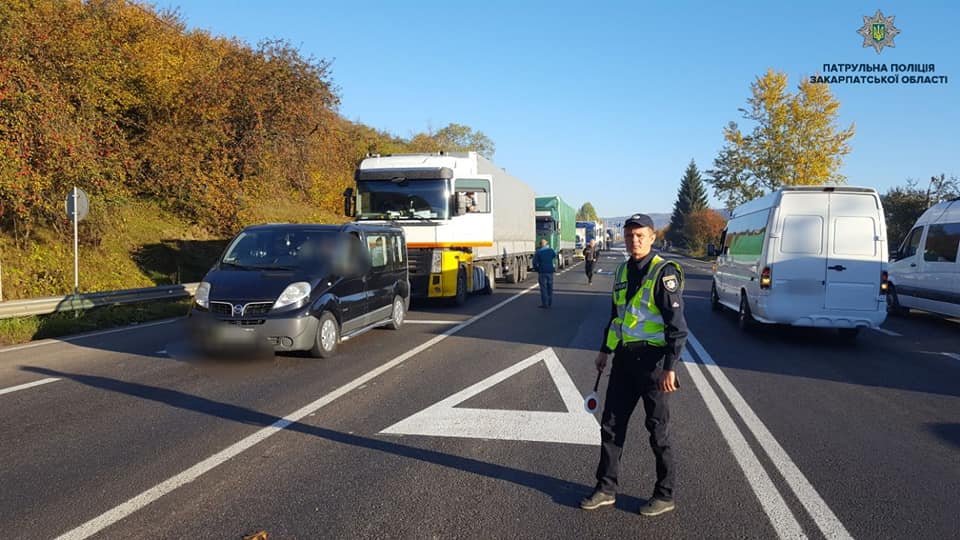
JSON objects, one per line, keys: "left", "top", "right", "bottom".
{"left": 605, "top": 255, "right": 683, "bottom": 351}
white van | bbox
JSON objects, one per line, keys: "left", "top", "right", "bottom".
{"left": 708, "top": 186, "right": 888, "bottom": 338}
{"left": 887, "top": 198, "right": 960, "bottom": 318}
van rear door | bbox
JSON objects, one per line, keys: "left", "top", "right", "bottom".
{"left": 824, "top": 192, "right": 883, "bottom": 311}
{"left": 774, "top": 193, "right": 829, "bottom": 314}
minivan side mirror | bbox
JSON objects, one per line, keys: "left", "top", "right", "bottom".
{"left": 890, "top": 248, "right": 901, "bottom": 261}
{"left": 707, "top": 243, "right": 717, "bottom": 257}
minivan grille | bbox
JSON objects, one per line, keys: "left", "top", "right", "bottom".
{"left": 209, "top": 301, "right": 273, "bottom": 318}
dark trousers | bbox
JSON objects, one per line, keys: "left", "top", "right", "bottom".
{"left": 537, "top": 272, "right": 554, "bottom": 306}
{"left": 584, "top": 261, "right": 595, "bottom": 282}
{"left": 594, "top": 345, "right": 675, "bottom": 500}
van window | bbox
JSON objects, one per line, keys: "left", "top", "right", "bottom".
{"left": 389, "top": 232, "right": 405, "bottom": 268}
{"left": 725, "top": 209, "right": 768, "bottom": 264}
{"left": 900, "top": 226, "right": 924, "bottom": 258}
{"left": 781, "top": 215, "right": 823, "bottom": 255}
{"left": 923, "top": 223, "right": 960, "bottom": 263}
{"left": 833, "top": 217, "right": 876, "bottom": 256}
{"left": 367, "top": 234, "right": 388, "bottom": 269}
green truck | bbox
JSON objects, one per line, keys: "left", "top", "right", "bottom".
{"left": 535, "top": 195, "right": 577, "bottom": 268}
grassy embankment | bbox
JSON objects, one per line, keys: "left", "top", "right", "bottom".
{"left": 0, "top": 194, "right": 343, "bottom": 346}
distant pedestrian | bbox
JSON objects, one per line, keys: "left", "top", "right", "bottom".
{"left": 532, "top": 238, "right": 557, "bottom": 308}
{"left": 580, "top": 213, "right": 688, "bottom": 517}
{"left": 583, "top": 238, "right": 599, "bottom": 284}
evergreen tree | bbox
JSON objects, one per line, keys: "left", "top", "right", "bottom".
{"left": 667, "top": 159, "right": 709, "bottom": 247}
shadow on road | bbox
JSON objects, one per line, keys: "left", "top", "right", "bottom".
{"left": 927, "top": 423, "right": 960, "bottom": 449}
{"left": 19, "top": 365, "right": 645, "bottom": 513}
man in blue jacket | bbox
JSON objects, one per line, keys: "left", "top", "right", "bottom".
{"left": 532, "top": 238, "right": 557, "bottom": 308}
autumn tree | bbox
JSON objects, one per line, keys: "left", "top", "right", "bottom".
{"left": 707, "top": 69, "right": 855, "bottom": 209}
{"left": 406, "top": 123, "right": 495, "bottom": 158}
{"left": 684, "top": 209, "right": 727, "bottom": 256}
{"left": 667, "top": 159, "right": 709, "bottom": 247}
{"left": 577, "top": 202, "right": 599, "bottom": 221}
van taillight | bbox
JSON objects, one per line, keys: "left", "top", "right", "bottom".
{"left": 760, "top": 266, "right": 772, "bottom": 289}
{"left": 881, "top": 270, "right": 889, "bottom": 294}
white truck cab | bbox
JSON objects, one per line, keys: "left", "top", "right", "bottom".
{"left": 709, "top": 186, "right": 889, "bottom": 338}
{"left": 887, "top": 198, "right": 960, "bottom": 318}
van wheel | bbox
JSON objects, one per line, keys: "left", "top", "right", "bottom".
{"left": 710, "top": 282, "right": 721, "bottom": 312}
{"left": 388, "top": 295, "right": 405, "bottom": 330}
{"left": 309, "top": 312, "right": 339, "bottom": 358}
{"left": 886, "top": 285, "right": 909, "bottom": 316}
{"left": 452, "top": 269, "right": 468, "bottom": 306}
{"left": 838, "top": 327, "right": 860, "bottom": 340}
{"left": 738, "top": 294, "right": 756, "bottom": 332}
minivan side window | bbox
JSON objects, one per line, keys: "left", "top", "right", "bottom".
{"left": 900, "top": 226, "right": 924, "bottom": 259}
{"left": 367, "top": 234, "right": 388, "bottom": 269}
{"left": 923, "top": 222, "right": 960, "bottom": 263}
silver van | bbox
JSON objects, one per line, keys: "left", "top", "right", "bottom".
{"left": 887, "top": 198, "right": 960, "bottom": 318}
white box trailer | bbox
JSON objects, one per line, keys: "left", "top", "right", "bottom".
{"left": 708, "top": 186, "right": 888, "bottom": 338}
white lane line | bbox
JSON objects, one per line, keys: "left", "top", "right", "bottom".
{"left": 944, "top": 353, "right": 960, "bottom": 361}
{"left": 681, "top": 352, "right": 805, "bottom": 539}
{"left": 0, "top": 318, "right": 180, "bottom": 355}
{"left": 0, "top": 377, "right": 60, "bottom": 396}
{"left": 55, "top": 282, "right": 541, "bottom": 540}
{"left": 871, "top": 327, "right": 902, "bottom": 337}
{"left": 687, "top": 332, "right": 853, "bottom": 540}
{"left": 403, "top": 320, "right": 461, "bottom": 325}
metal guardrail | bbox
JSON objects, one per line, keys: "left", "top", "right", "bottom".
{"left": 0, "top": 283, "right": 199, "bottom": 319}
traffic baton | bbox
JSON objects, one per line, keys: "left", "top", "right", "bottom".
{"left": 583, "top": 370, "right": 603, "bottom": 414}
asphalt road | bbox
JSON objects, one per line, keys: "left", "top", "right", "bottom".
{"left": 2, "top": 250, "right": 958, "bottom": 539}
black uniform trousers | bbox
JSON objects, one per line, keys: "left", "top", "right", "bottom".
{"left": 584, "top": 260, "right": 595, "bottom": 282}
{"left": 594, "top": 343, "right": 675, "bottom": 500}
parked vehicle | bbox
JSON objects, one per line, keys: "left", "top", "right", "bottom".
{"left": 887, "top": 198, "right": 960, "bottom": 318}
{"left": 348, "top": 151, "right": 536, "bottom": 304}
{"left": 708, "top": 186, "right": 889, "bottom": 338}
{"left": 189, "top": 223, "right": 409, "bottom": 358}
{"left": 536, "top": 195, "right": 576, "bottom": 268}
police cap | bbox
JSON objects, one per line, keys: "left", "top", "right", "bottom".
{"left": 623, "top": 213, "right": 655, "bottom": 230}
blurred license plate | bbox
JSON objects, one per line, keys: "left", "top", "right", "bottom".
{"left": 212, "top": 324, "right": 259, "bottom": 346}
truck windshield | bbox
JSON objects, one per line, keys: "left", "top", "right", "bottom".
{"left": 356, "top": 179, "right": 448, "bottom": 220}
{"left": 536, "top": 218, "right": 556, "bottom": 235}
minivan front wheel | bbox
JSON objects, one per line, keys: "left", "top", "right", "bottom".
{"left": 388, "top": 295, "right": 405, "bottom": 330}
{"left": 710, "top": 282, "right": 721, "bottom": 311}
{"left": 886, "top": 284, "right": 909, "bottom": 316}
{"left": 310, "top": 312, "right": 339, "bottom": 358}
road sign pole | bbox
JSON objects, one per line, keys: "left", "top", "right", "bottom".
{"left": 73, "top": 186, "right": 79, "bottom": 295}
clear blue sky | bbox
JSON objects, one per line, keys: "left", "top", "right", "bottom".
{"left": 162, "top": 0, "right": 958, "bottom": 217}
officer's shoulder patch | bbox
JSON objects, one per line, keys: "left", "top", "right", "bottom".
{"left": 662, "top": 274, "right": 679, "bottom": 292}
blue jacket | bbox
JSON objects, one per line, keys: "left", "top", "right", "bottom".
{"left": 532, "top": 246, "right": 557, "bottom": 273}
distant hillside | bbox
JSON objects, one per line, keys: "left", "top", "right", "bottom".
{"left": 601, "top": 214, "right": 671, "bottom": 232}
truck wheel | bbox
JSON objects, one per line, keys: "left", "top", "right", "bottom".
{"left": 452, "top": 269, "right": 468, "bottom": 306}
{"left": 738, "top": 293, "right": 756, "bottom": 332}
{"left": 518, "top": 259, "right": 527, "bottom": 282}
{"left": 388, "top": 295, "right": 405, "bottom": 330}
{"left": 507, "top": 258, "right": 520, "bottom": 284}
{"left": 309, "top": 311, "right": 339, "bottom": 358}
{"left": 482, "top": 272, "right": 495, "bottom": 294}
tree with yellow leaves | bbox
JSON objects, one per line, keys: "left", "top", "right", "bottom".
{"left": 707, "top": 69, "right": 855, "bottom": 210}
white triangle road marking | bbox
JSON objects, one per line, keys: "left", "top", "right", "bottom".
{"left": 380, "top": 348, "right": 600, "bottom": 445}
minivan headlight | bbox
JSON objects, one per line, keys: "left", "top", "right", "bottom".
{"left": 195, "top": 282, "right": 211, "bottom": 309}
{"left": 430, "top": 250, "right": 442, "bottom": 273}
{"left": 273, "top": 281, "right": 311, "bottom": 309}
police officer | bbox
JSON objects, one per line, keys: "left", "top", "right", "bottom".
{"left": 580, "top": 213, "right": 688, "bottom": 516}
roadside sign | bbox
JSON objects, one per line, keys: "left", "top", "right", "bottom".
{"left": 65, "top": 188, "right": 89, "bottom": 222}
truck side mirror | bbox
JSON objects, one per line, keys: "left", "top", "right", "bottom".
{"left": 707, "top": 243, "right": 717, "bottom": 257}
{"left": 343, "top": 188, "right": 355, "bottom": 217}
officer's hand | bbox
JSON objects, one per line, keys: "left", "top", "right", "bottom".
{"left": 659, "top": 370, "right": 678, "bottom": 393}
{"left": 595, "top": 352, "right": 609, "bottom": 373}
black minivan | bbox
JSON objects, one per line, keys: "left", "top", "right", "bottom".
{"left": 189, "top": 223, "right": 409, "bottom": 358}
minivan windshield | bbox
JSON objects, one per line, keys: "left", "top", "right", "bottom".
{"left": 222, "top": 229, "right": 341, "bottom": 270}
